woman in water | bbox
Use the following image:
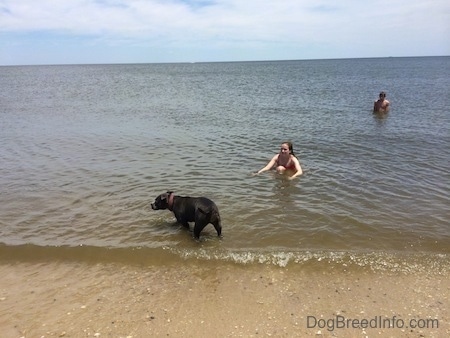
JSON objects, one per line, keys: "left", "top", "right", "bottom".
{"left": 254, "top": 141, "right": 303, "bottom": 179}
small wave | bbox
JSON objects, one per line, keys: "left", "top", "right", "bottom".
{"left": 2, "top": 243, "right": 448, "bottom": 275}
{"left": 166, "top": 247, "right": 449, "bottom": 274}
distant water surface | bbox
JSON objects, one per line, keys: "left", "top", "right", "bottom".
{"left": 0, "top": 57, "right": 449, "bottom": 271}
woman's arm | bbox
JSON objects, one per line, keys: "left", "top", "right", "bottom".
{"left": 255, "top": 154, "right": 278, "bottom": 175}
{"left": 288, "top": 157, "right": 303, "bottom": 179}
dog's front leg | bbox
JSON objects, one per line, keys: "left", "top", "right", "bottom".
{"left": 177, "top": 218, "right": 190, "bottom": 229}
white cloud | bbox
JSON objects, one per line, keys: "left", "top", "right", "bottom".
{"left": 0, "top": 0, "right": 449, "bottom": 64}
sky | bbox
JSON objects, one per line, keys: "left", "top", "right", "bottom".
{"left": 0, "top": 0, "right": 449, "bottom": 65}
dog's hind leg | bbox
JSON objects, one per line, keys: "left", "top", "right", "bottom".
{"left": 212, "top": 220, "right": 222, "bottom": 237}
{"left": 193, "top": 222, "right": 208, "bottom": 239}
{"left": 211, "top": 211, "right": 222, "bottom": 237}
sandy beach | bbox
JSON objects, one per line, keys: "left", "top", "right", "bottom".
{"left": 0, "top": 261, "right": 448, "bottom": 338}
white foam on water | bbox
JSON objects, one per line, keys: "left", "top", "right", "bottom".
{"left": 165, "top": 246, "right": 449, "bottom": 274}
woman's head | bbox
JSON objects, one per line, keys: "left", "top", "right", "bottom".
{"left": 280, "top": 141, "right": 295, "bottom": 156}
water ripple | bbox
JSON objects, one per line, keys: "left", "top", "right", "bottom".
{"left": 1, "top": 59, "right": 449, "bottom": 258}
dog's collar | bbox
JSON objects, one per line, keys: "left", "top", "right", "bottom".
{"left": 168, "top": 193, "right": 175, "bottom": 211}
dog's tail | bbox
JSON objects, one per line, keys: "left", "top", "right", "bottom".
{"left": 198, "top": 207, "right": 212, "bottom": 216}
{"left": 199, "top": 207, "right": 220, "bottom": 222}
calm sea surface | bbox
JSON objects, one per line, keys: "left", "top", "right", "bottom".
{"left": 1, "top": 57, "right": 449, "bottom": 272}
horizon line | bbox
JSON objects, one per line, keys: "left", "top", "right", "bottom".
{"left": 1, "top": 54, "right": 448, "bottom": 67}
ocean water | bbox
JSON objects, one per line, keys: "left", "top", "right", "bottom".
{"left": 0, "top": 57, "right": 449, "bottom": 272}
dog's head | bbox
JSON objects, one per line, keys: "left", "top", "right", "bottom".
{"left": 151, "top": 191, "right": 173, "bottom": 210}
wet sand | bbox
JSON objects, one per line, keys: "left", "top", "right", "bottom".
{"left": 0, "top": 261, "right": 448, "bottom": 337}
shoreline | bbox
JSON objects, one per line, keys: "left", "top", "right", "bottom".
{"left": 0, "top": 260, "right": 448, "bottom": 337}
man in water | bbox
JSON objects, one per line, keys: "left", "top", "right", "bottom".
{"left": 373, "top": 91, "right": 390, "bottom": 113}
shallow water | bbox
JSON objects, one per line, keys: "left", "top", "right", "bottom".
{"left": 0, "top": 57, "right": 449, "bottom": 270}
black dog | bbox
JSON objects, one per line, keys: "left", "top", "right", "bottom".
{"left": 151, "top": 191, "right": 222, "bottom": 239}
